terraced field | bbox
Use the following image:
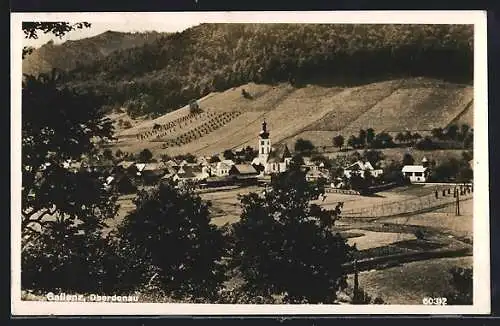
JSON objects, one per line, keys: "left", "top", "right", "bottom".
{"left": 111, "top": 78, "right": 473, "bottom": 158}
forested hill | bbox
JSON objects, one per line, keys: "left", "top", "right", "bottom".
{"left": 22, "top": 30, "right": 167, "bottom": 76}
{"left": 61, "top": 24, "right": 473, "bottom": 117}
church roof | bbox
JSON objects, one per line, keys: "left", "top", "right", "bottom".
{"left": 267, "top": 144, "right": 292, "bottom": 163}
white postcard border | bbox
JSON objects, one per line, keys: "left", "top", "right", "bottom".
{"left": 11, "top": 10, "right": 490, "bottom": 315}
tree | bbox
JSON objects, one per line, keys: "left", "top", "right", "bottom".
{"left": 22, "top": 22, "right": 91, "bottom": 58}
{"left": 22, "top": 74, "right": 117, "bottom": 239}
{"left": 446, "top": 124, "right": 459, "bottom": 141}
{"left": 117, "top": 180, "right": 227, "bottom": 300}
{"left": 358, "top": 129, "right": 367, "bottom": 148}
{"left": 402, "top": 153, "right": 415, "bottom": 166}
{"left": 333, "top": 135, "right": 345, "bottom": 151}
{"left": 347, "top": 135, "right": 358, "bottom": 149}
{"left": 395, "top": 132, "right": 405, "bottom": 143}
{"left": 366, "top": 128, "right": 375, "bottom": 146}
{"left": 415, "top": 136, "right": 436, "bottom": 150}
{"left": 160, "top": 153, "right": 172, "bottom": 163}
{"left": 21, "top": 21, "right": 119, "bottom": 292}
{"left": 115, "top": 149, "right": 124, "bottom": 159}
{"left": 223, "top": 149, "right": 235, "bottom": 160}
{"left": 431, "top": 127, "right": 445, "bottom": 140}
{"left": 103, "top": 148, "right": 114, "bottom": 161}
{"left": 371, "top": 132, "right": 394, "bottom": 148}
{"left": 209, "top": 155, "right": 221, "bottom": 163}
{"left": 189, "top": 99, "right": 201, "bottom": 114}
{"left": 362, "top": 150, "right": 384, "bottom": 169}
{"left": 138, "top": 148, "right": 153, "bottom": 162}
{"left": 459, "top": 124, "right": 470, "bottom": 141}
{"left": 412, "top": 132, "right": 422, "bottom": 141}
{"left": 231, "top": 164, "right": 351, "bottom": 303}
{"left": 294, "top": 138, "right": 315, "bottom": 155}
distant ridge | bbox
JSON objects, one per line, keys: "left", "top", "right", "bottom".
{"left": 22, "top": 30, "right": 167, "bottom": 75}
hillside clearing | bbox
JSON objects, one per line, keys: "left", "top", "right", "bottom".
{"left": 108, "top": 78, "right": 473, "bottom": 158}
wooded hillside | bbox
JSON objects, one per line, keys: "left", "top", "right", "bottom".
{"left": 60, "top": 24, "right": 473, "bottom": 117}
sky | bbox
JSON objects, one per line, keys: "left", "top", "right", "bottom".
{"left": 24, "top": 21, "right": 198, "bottom": 48}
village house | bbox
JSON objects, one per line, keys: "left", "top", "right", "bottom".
{"left": 173, "top": 165, "right": 209, "bottom": 182}
{"left": 251, "top": 121, "right": 292, "bottom": 175}
{"left": 229, "top": 164, "right": 259, "bottom": 185}
{"left": 343, "top": 160, "right": 383, "bottom": 179}
{"left": 215, "top": 159, "right": 235, "bottom": 177}
{"left": 402, "top": 165, "right": 429, "bottom": 183}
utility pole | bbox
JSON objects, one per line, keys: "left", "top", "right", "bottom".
{"left": 455, "top": 186, "right": 460, "bottom": 216}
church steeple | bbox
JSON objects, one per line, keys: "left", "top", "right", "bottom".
{"left": 259, "top": 120, "right": 269, "bottom": 139}
{"left": 258, "top": 120, "right": 271, "bottom": 161}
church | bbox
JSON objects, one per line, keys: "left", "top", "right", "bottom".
{"left": 251, "top": 121, "right": 292, "bottom": 175}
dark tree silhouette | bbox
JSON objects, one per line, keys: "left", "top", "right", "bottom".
{"left": 294, "top": 138, "right": 315, "bottom": 155}
{"left": 402, "top": 153, "right": 415, "bottom": 166}
{"left": 231, "top": 164, "right": 351, "bottom": 303}
{"left": 223, "top": 149, "right": 235, "bottom": 160}
{"left": 333, "top": 135, "right": 345, "bottom": 151}
{"left": 366, "top": 128, "right": 376, "bottom": 146}
{"left": 138, "top": 148, "right": 153, "bottom": 162}
{"left": 117, "top": 180, "right": 227, "bottom": 300}
{"left": 22, "top": 74, "right": 117, "bottom": 239}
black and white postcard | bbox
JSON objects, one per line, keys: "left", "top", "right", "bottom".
{"left": 10, "top": 11, "right": 490, "bottom": 315}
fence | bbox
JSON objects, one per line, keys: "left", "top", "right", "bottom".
{"left": 341, "top": 184, "right": 473, "bottom": 218}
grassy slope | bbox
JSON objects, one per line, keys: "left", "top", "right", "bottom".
{"left": 347, "top": 256, "right": 472, "bottom": 304}
{"left": 111, "top": 78, "right": 473, "bottom": 157}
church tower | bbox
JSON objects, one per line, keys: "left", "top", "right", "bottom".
{"left": 258, "top": 120, "right": 271, "bottom": 163}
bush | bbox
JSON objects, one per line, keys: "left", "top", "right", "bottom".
{"left": 117, "top": 180, "right": 227, "bottom": 300}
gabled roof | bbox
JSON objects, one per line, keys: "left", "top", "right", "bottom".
{"left": 402, "top": 165, "right": 428, "bottom": 173}
{"left": 267, "top": 144, "right": 292, "bottom": 163}
{"left": 135, "top": 163, "right": 146, "bottom": 172}
{"left": 345, "top": 160, "right": 374, "bottom": 171}
{"left": 230, "top": 164, "right": 258, "bottom": 175}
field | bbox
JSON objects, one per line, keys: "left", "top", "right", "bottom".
{"left": 346, "top": 256, "right": 472, "bottom": 304}
{"left": 109, "top": 77, "right": 473, "bottom": 158}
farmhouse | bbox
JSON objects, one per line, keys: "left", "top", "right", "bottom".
{"left": 215, "top": 160, "right": 235, "bottom": 176}
{"left": 251, "top": 121, "right": 292, "bottom": 174}
{"left": 344, "top": 160, "right": 383, "bottom": 179}
{"left": 402, "top": 165, "right": 429, "bottom": 183}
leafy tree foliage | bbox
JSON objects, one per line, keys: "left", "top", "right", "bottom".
{"left": 366, "top": 128, "right": 375, "bottom": 146}
{"left": 333, "top": 135, "right": 344, "bottom": 151}
{"left": 22, "top": 74, "right": 117, "bottom": 239}
{"left": 402, "top": 153, "right": 415, "bottom": 166}
{"left": 362, "top": 150, "right": 384, "bottom": 169}
{"left": 223, "top": 149, "right": 236, "bottom": 160}
{"left": 428, "top": 157, "right": 473, "bottom": 183}
{"left": 117, "top": 180, "right": 227, "bottom": 300}
{"left": 209, "top": 155, "right": 221, "bottom": 163}
{"left": 138, "top": 148, "right": 153, "bottom": 162}
{"left": 294, "top": 138, "right": 315, "bottom": 155}
{"left": 415, "top": 136, "right": 437, "bottom": 150}
{"left": 231, "top": 164, "right": 351, "bottom": 303}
